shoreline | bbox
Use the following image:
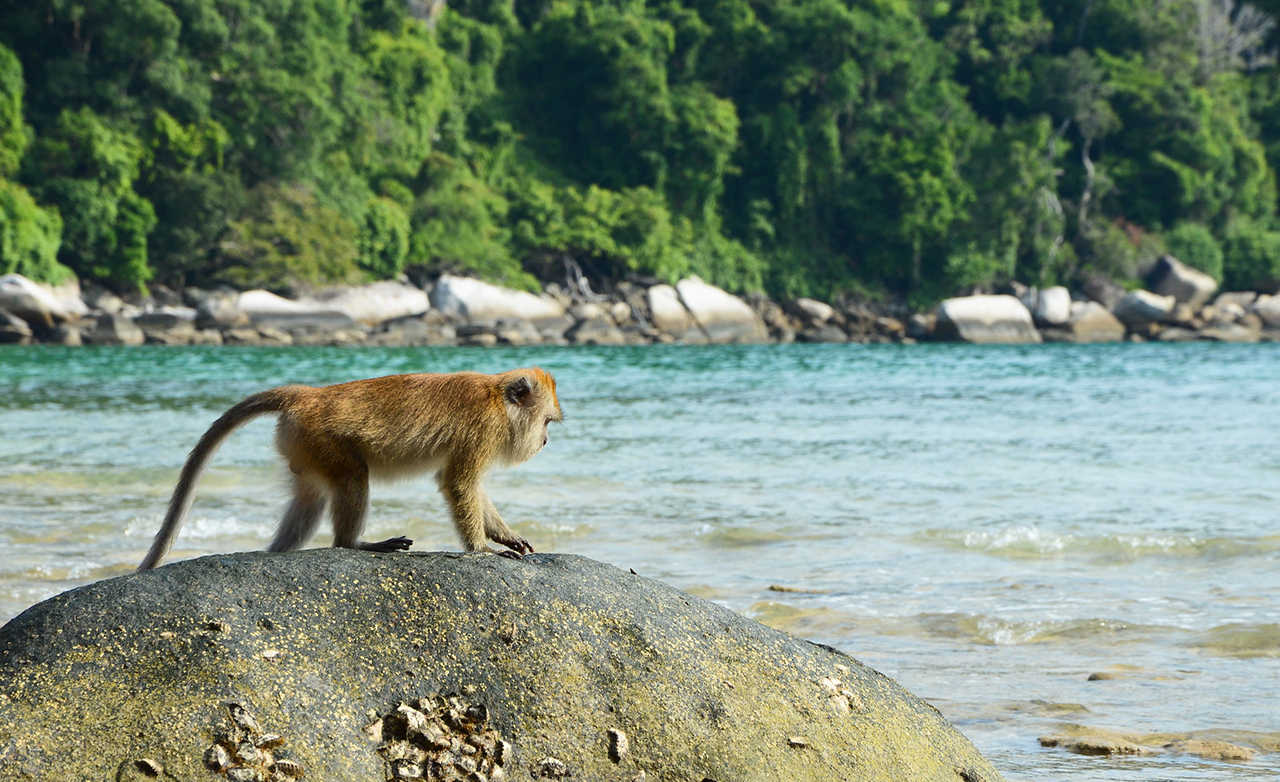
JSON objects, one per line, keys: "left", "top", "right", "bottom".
{"left": 2, "top": 261, "right": 1278, "bottom": 349}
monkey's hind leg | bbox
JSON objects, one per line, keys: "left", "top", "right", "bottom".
{"left": 329, "top": 460, "right": 413, "bottom": 554}
{"left": 267, "top": 476, "right": 328, "bottom": 552}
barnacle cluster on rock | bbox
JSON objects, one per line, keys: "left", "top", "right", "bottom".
{"left": 203, "top": 702, "right": 304, "bottom": 781}
{"left": 367, "top": 691, "right": 512, "bottom": 781}
{"left": 819, "top": 664, "right": 864, "bottom": 715}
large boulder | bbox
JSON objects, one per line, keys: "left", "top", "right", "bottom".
{"left": 237, "top": 289, "right": 358, "bottom": 332}
{"left": 82, "top": 313, "right": 145, "bottom": 346}
{"left": 0, "top": 550, "right": 1001, "bottom": 782}
{"left": 430, "top": 275, "right": 565, "bottom": 325}
{"left": 675, "top": 276, "right": 768, "bottom": 343}
{"left": 1112, "top": 290, "right": 1176, "bottom": 326}
{"left": 646, "top": 284, "right": 705, "bottom": 342}
{"left": 1254, "top": 294, "right": 1280, "bottom": 328}
{"left": 1146, "top": 254, "right": 1217, "bottom": 309}
{"left": 934, "top": 295, "right": 1041, "bottom": 344}
{"left": 305, "top": 280, "right": 430, "bottom": 325}
{"left": 1017, "top": 286, "right": 1071, "bottom": 326}
{"left": 1057, "top": 301, "right": 1126, "bottom": 343}
{"left": 135, "top": 306, "right": 199, "bottom": 345}
{"left": 0, "top": 273, "right": 87, "bottom": 330}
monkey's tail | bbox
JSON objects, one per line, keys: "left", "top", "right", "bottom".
{"left": 138, "top": 389, "right": 295, "bottom": 571}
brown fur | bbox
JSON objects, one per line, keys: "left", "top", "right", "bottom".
{"left": 138, "top": 368, "right": 563, "bottom": 570}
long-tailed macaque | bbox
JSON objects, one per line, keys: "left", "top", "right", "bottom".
{"left": 138, "top": 368, "right": 563, "bottom": 570}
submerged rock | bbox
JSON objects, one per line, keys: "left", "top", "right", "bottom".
{"left": 0, "top": 550, "right": 1001, "bottom": 782}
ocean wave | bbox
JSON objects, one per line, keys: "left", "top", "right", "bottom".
{"left": 916, "top": 526, "right": 1279, "bottom": 561}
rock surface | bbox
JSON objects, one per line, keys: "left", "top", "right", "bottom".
{"left": 430, "top": 274, "right": 565, "bottom": 325}
{"left": 1062, "top": 301, "right": 1126, "bottom": 343}
{"left": 237, "top": 289, "right": 358, "bottom": 332}
{"left": 1113, "top": 290, "right": 1176, "bottom": 326}
{"left": 0, "top": 273, "right": 86, "bottom": 330}
{"left": 0, "top": 550, "right": 1001, "bottom": 782}
{"left": 1146, "top": 254, "right": 1218, "bottom": 309}
{"left": 934, "top": 295, "right": 1042, "bottom": 344}
{"left": 676, "top": 276, "right": 769, "bottom": 343}
{"left": 304, "top": 280, "right": 430, "bottom": 325}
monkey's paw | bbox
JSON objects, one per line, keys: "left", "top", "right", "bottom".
{"left": 365, "top": 536, "right": 413, "bottom": 553}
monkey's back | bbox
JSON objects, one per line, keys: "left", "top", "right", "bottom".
{"left": 274, "top": 372, "right": 506, "bottom": 479}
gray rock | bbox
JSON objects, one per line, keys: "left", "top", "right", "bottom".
{"left": 192, "top": 289, "right": 251, "bottom": 329}
{"left": 368, "top": 315, "right": 457, "bottom": 347}
{"left": 934, "top": 295, "right": 1041, "bottom": 344}
{"left": 1211, "top": 291, "right": 1257, "bottom": 311}
{"left": 0, "top": 308, "right": 33, "bottom": 343}
{"left": 791, "top": 297, "right": 836, "bottom": 325}
{"left": 0, "top": 550, "right": 1003, "bottom": 782}
{"left": 675, "top": 277, "right": 768, "bottom": 343}
{"left": 83, "top": 313, "right": 145, "bottom": 346}
{"left": 1154, "top": 327, "right": 1200, "bottom": 342}
{"left": 0, "top": 274, "right": 87, "bottom": 333}
{"left": 1112, "top": 290, "right": 1176, "bottom": 326}
{"left": 1254, "top": 294, "right": 1280, "bottom": 328}
{"left": 493, "top": 318, "right": 542, "bottom": 346}
{"left": 566, "top": 316, "right": 627, "bottom": 346}
{"left": 136, "top": 307, "right": 199, "bottom": 345}
{"left": 1082, "top": 273, "right": 1126, "bottom": 310}
{"left": 1059, "top": 302, "right": 1126, "bottom": 343}
{"left": 1197, "top": 324, "right": 1259, "bottom": 342}
{"left": 797, "top": 324, "right": 848, "bottom": 343}
{"left": 1146, "top": 254, "right": 1217, "bottom": 309}
{"left": 907, "top": 313, "right": 937, "bottom": 340}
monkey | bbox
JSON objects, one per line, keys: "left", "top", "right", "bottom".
{"left": 137, "top": 367, "right": 563, "bottom": 570}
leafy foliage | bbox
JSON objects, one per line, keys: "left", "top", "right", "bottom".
{"left": 0, "top": 0, "right": 1277, "bottom": 301}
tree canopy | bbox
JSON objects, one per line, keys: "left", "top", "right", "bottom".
{"left": 1, "top": 0, "right": 1278, "bottom": 299}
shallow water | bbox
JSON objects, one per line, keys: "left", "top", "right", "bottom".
{"left": 1, "top": 342, "right": 1277, "bottom": 780}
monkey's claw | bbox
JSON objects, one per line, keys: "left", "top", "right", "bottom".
{"left": 365, "top": 536, "right": 413, "bottom": 553}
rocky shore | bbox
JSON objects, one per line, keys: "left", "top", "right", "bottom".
{"left": 2, "top": 254, "right": 1277, "bottom": 348}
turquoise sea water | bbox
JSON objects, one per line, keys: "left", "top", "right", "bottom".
{"left": 1, "top": 342, "right": 1277, "bottom": 780}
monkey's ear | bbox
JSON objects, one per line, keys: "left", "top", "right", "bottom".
{"left": 505, "top": 376, "right": 534, "bottom": 407}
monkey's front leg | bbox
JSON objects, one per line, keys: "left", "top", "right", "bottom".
{"left": 438, "top": 466, "right": 529, "bottom": 558}
{"left": 480, "top": 488, "right": 534, "bottom": 558}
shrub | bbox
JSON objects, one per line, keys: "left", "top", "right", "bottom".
{"left": 1163, "top": 222, "right": 1224, "bottom": 282}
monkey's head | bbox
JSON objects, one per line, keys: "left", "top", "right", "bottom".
{"left": 501, "top": 367, "right": 563, "bottom": 463}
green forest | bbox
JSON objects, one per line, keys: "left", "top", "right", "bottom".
{"left": 2, "top": 0, "right": 1280, "bottom": 304}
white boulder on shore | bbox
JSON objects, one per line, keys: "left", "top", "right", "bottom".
{"left": 1019, "top": 285, "right": 1071, "bottom": 326}
{"left": 237, "top": 289, "right": 357, "bottom": 331}
{"left": 647, "top": 283, "right": 703, "bottom": 342}
{"left": 430, "top": 274, "right": 566, "bottom": 324}
{"left": 675, "top": 276, "right": 768, "bottom": 343}
{"left": 934, "top": 294, "right": 1042, "bottom": 344}
{"left": 0, "top": 273, "right": 88, "bottom": 328}
{"left": 305, "top": 280, "right": 429, "bottom": 325}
